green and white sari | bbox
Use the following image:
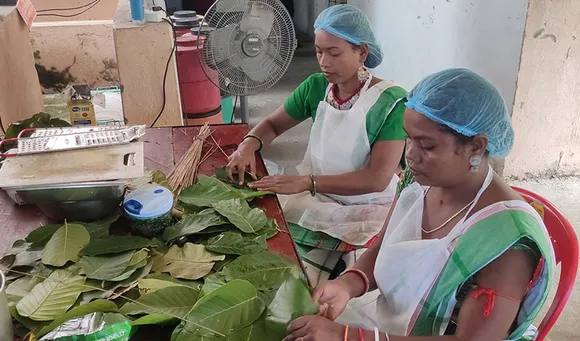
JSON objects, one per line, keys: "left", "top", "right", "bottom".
{"left": 340, "top": 167, "right": 555, "bottom": 340}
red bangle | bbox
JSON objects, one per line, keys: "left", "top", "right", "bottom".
{"left": 359, "top": 327, "right": 365, "bottom": 341}
{"left": 342, "top": 269, "right": 370, "bottom": 297}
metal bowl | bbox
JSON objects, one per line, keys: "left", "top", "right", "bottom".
{"left": 7, "top": 181, "right": 126, "bottom": 222}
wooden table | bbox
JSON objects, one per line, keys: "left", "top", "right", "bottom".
{"left": 0, "top": 124, "right": 300, "bottom": 263}
{"left": 142, "top": 124, "right": 300, "bottom": 263}
{"left": 2, "top": 124, "right": 302, "bottom": 340}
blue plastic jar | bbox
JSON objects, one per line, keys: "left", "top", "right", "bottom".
{"left": 124, "top": 185, "right": 174, "bottom": 237}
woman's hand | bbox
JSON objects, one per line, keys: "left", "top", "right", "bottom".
{"left": 312, "top": 279, "right": 353, "bottom": 321}
{"left": 283, "top": 316, "right": 344, "bottom": 341}
{"left": 226, "top": 139, "right": 261, "bottom": 184}
{"left": 248, "top": 175, "right": 311, "bottom": 195}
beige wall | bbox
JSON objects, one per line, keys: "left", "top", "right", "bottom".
{"left": 113, "top": 0, "right": 182, "bottom": 127}
{"left": 505, "top": 0, "right": 580, "bottom": 179}
{"left": 0, "top": 6, "right": 44, "bottom": 129}
{"left": 32, "top": 0, "right": 117, "bottom": 22}
{"left": 31, "top": 21, "right": 118, "bottom": 93}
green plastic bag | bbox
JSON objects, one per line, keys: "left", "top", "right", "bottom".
{"left": 50, "top": 322, "right": 134, "bottom": 341}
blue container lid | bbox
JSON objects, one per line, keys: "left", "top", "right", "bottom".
{"left": 123, "top": 185, "right": 173, "bottom": 219}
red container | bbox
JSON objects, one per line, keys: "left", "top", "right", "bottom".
{"left": 184, "top": 106, "right": 222, "bottom": 126}
{"left": 176, "top": 32, "right": 222, "bottom": 123}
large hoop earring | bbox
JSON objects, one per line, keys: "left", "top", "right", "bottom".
{"left": 357, "top": 66, "right": 370, "bottom": 83}
{"left": 470, "top": 155, "right": 482, "bottom": 173}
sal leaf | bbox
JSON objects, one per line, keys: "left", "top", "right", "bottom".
{"left": 120, "top": 286, "right": 199, "bottom": 319}
{"left": 138, "top": 278, "right": 187, "bottom": 296}
{"left": 25, "top": 224, "right": 62, "bottom": 248}
{"left": 214, "top": 167, "right": 262, "bottom": 188}
{"left": 179, "top": 175, "right": 243, "bottom": 207}
{"left": 199, "top": 272, "right": 229, "bottom": 297}
{"left": 205, "top": 231, "right": 267, "bottom": 255}
{"left": 163, "top": 209, "right": 229, "bottom": 242}
{"left": 16, "top": 269, "right": 86, "bottom": 321}
{"left": 236, "top": 187, "right": 273, "bottom": 201}
{"left": 265, "top": 277, "right": 319, "bottom": 340}
{"left": 258, "top": 219, "right": 281, "bottom": 239}
{"left": 37, "top": 300, "right": 118, "bottom": 337}
{"left": 212, "top": 199, "right": 268, "bottom": 234}
{"left": 177, "top": 279, "right": 265, "bottom": 338}
{"left": 132, "top": 313, "right": 178, "bottom": 326}
{"left": 81, "top": 236, "right": 156, "bottom": 256}
{"left": 42, "top": 223, "right": 90, "bottom": 267}
{"left": 229, "top": 313, "right": 268, "bottom": 341}
{"left": 76, "top": 215, "right": 120, "bottom": 239}
{"left": 80, "top": 262, "right": 152, "bottom": 304}
{"left": 79, "top": 251, "right": 134, "bottom": 281}
{"left": 221, "top": 251, "right": 301, "bottom": 290}
{"left": 161, "top": 243, "right": 225, "bottom": 280}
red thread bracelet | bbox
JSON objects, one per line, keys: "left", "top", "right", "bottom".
{"left": 342, "top": 269, "right": 369, "bottom": 297}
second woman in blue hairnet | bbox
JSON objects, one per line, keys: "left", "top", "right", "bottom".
{"left": 226, "top": 4, "right": 407, "bottom": 285}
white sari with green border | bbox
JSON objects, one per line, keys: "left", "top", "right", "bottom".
{"left": 340, "top": 167, "right": 555, "bottom": 341}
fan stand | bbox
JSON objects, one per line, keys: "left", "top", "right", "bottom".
{"left": 239, "top": 95, "right": 250, "bottom": 124}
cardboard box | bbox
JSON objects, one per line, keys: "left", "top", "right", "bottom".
{"left": 66, "top": 85, "right": 97, "bottom": 126}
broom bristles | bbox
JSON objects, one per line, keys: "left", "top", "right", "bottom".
{"left": 168, "top": 123, "right": 212, "bottom": 194}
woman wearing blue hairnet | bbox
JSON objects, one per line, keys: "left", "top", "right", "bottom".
{"left": 226, "top": 5, "right": 407, "bottom": 285}
{"left": 284, "top": 69, "right": 554, "bottom": 341}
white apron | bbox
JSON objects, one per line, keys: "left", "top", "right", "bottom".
{"left": 337, "top": 167, "right": 494, "bottom": 335}
{"left": 374, "top": 167, "right": 494, "bottom": 335}
{"left": 281, "top": 78, "right": 402, "bottom": 246}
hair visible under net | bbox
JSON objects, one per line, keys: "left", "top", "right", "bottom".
{"left": 314, "top": 4, "right": 383, "bottom": 69}
{"left": 406, "top": 68, "right": 514, "bottom": 159}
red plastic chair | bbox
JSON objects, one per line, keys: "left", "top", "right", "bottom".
{"left": 512, "top": 186, "right": 579, "bottom": 341}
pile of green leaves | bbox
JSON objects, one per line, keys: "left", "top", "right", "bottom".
{"left": 2, "top": 175, "right": 318, "bottom": 341}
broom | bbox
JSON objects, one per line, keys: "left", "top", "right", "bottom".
{"left": 168, "top": 123, "right": 212, "bottom": 194}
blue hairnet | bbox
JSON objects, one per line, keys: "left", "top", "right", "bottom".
{"left": 406, "top": 68, "right": 514, "bottom": 158}
{"left": 314, "top": 5, "right": 383, "bottom": 69}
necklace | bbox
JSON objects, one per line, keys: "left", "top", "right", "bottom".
{"left": 421, "top": 188, "right": 476, "bottom": 234}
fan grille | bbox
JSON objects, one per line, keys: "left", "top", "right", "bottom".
{"left": 197, "top": 0, "right": 297, "bottom": 96}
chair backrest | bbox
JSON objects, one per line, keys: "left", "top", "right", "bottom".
{"left": 511, "top": 186, "right": 579, "bottom": 341}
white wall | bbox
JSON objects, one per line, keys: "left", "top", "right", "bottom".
{"left": 348, "top": 0, "right": 529, "bottom": 111}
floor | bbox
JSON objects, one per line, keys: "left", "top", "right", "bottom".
{"left": 247, "top": 45, "right": 580, "bottom": 341}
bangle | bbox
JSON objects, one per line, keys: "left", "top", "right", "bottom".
{"left": 241, "top": 134, "right": 263, "bottom": 152}
{"left": 309, "top": 174, "right": 317, "bottom": 197}
{"left": 359, "top": 327, "right": 365, "bottom": 341}
{"left": 374, "top": 327, "right": 380, "bottom": 341}
{"left": 344, "top": 325, "right": 350, "bottom": 341}
{"left": 342, "top": 269, "right": 369, "bottom": 297}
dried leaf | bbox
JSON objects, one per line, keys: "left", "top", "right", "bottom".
{"left": 160, "top": 243, "right": 225, "bottom": 280}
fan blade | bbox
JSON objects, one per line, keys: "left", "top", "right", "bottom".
{"left": 207, "top": 25, "right": 238, "bottom": 65}
{"left": 240, "top": 2, "right": 275, "bottom": 40}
